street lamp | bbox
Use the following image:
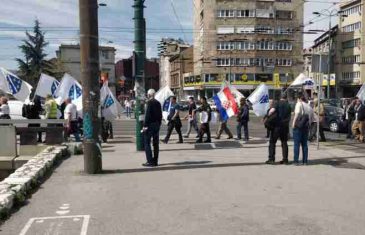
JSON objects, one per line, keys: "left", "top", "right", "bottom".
{"left": 313, "top": 10, "right": 347, "bottom": 98}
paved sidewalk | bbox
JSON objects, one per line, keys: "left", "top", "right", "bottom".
{"left": 1, "top": 136, "right": 365, "bottom": 235}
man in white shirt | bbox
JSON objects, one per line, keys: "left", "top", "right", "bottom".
{"left": 124, "top": 98, "right": 132, "bottom": 118}
{"left": 64, "top": 98, "right": 81, "bottom": 142}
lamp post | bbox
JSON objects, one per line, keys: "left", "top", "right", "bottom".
{"left": 313, "top": 10, "right": 347, "bottom": 98}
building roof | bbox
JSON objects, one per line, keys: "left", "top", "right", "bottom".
{"left": 312, "top": 25, "right": 338, "bottom": 48}
{"left": 59, "top": 44, "right": 116, "bottom": 51}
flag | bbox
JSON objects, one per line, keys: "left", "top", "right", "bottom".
{"left": 0, "top": 67, "right": 32, "bottom": 102}
{"left": 247, "top": 83, "right": 269, "bottom": 117}
{"left": 220, "top": 80, "right": 245, "bottom": 103}
{"left": 54, "top": 73, "right": 82, "bottom": 112}
{"left": 155, "top": 86, "right": 174, "bottom": 123}
{"left": 357, "top": 83, "right": 365, "bottom": 102}
{"left": 213, "top": 86, "right": 239, "bottom": 122}
{"left": 34, "top": 73, "right": 60, "bottom": 98}
{"left": 100, "top": 82, "right": 122, "bottom": 121}
{"left": 291, "top": 73, "right": 316, "bottom": 88}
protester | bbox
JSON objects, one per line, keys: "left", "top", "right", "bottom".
{"left": 345, "top": 99, "right": 356, "bottom": 139}
{"left": 292, "top": 95, "right": 313, "bottom": 165}
{"left": 265, "top": 95, "right": 292, "bottom": 165}
{"left": 22, "top": 96, "right": 43, "bottom": 142}
{"left": 142, "top": 89, "right": 162, "bottom": 167}
{"left": 196, "top": 96, "right": 212, "bottom": 143}
{"left": 64, "top": 98, "right": 81, "bottom": 142}
{"left": 184, "top": 97, "right": 199, "bottom": 138}
{"left": 45, "top": 95, "right": 58, "bottom": 120}
{"left": 309, "top": 97, "right": 326, "bottom": 142}
{"left": 215, "top": 110, "right": 233, "bottom": 139}
{"left": 263, "top": 99, "right": 275, "bottom": 138}
{"left": 352, "top": 98, "right": 365, "bottom": 142}
{"left": 0, "top": 96, "right": 10, "bottom": 119}
{"left": 236, "top": 97, "right": 250, "bottom": 142}
{"left": 124, "top": 97, "right": 132, "bottom": 118}
{"left": 163, "top": 96, "right": 183, "bottom": 144}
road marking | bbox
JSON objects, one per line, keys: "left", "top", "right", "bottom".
{"left": 59, "top": 206, "right": 69, "bottom": 210}
{"left": 35, "top": 220, "right": 44, "bottom": 223}
{"left": 56, "top": 210, "right": 70, "bottom": 215}
{"left": 19, "top": 215, "right": 90, "bottom": 235}
{"left": 63, "top": 203, "right": 70, "bottom": 207}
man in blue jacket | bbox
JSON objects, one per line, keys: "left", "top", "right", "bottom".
{"left": 236, "top": 98, "right": 250, "bottom": 142}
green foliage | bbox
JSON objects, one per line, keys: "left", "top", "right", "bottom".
{"left": 16, "top": 20, "right": 56, "bottom": 87}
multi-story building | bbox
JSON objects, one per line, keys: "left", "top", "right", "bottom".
{"left": 158, "top": 38, "right": 190, "bottom": 89}
{"left": 337, "top": 0, "right": 363, "bottom": 97}
{"left": 56, "top": 44, "right": 116, "bottom": 93}
{"left": 192, "top": 0, "right": 304, "bottom": 98}
{"left": 169, "top": 46, "right": 194, "bottom": 99}
{"left": 115, "top": 56, "right": 159, "bottom": 98}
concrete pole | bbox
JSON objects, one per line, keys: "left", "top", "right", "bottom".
{"left": 327, "top": 16, "right": 332, "bottom": 99}
{"left": 133, "top": 0, "right": 146, "bottom": 151}
{"left": 79, "top": 0, "right": 102, "bottom": 173}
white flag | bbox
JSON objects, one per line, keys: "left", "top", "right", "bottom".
{"left": 55, "top": 73, "right": 82, "bottom": 108}
{"left": 34, "top": 73, "right": 60, "bottom": 98}
{"left": 357, "top": 83, "right": 365, "bottom": 102}
{"left": 155, "top": 86, "right": 174, "bottom": 123}
{"left": 100, "top": 82, "right": 122, "bottom": 121}
{"left": 0, "top": 67, "right": 32, "bottom": 102}
{"left": 291, "top": 73, "right": 316, "bottom": 88}
{"left": 247, "top": 83, "right": 269, "bottom": 117}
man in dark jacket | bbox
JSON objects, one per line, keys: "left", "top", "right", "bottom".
{"left": 266, "top": 94, "right": 292, "bottom": 165}
{"left": 352, "top": 98, "right": 365, "bottom": 142}
{"left": 22, "top": 96, "right": 43, "bottom": 142}
{"left": 236, "top": 98, "right": 250, "bottom": 142}
{"left": 143, "top": 89, "right": 163, "bottom": 167}
{"left": 163, "top": 96, "right": 183, "bottom": 144}
{"left": 196, "top": 96, "right": 212, "bottom": 143}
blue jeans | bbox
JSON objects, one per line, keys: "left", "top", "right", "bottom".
{"left": 293, "top": 128, "right": 309, "bottom": 163}
{"left": 144, "top": 122, "right": 160, "bottom": 165}
{"left": 237, "top": 121, "right": 249, "bottom": 140}
{"left": 126, "top": 107, "right": 131, "bottom": 118}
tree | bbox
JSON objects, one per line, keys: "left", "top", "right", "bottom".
{"left": 16, "top": 20, "right": 54, "bottom": 87}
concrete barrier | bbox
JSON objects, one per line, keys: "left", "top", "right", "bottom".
{"left": 0, "top": 126, "right": 17, "bottom": 157}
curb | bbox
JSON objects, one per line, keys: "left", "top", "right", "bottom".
{"left": 0, "top": 146, "right": 70, "bottom": 219}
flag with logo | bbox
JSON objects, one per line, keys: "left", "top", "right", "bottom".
{"left": 357, "top": 83, "right": 365, "bottom": 102}
{"left": 100, "top": 82, "right": 122, "bottom": 121}
{"left": 0, "top": 67, "right": 32, "bottom": 102}
{"left": 213, "top": 86, "right": 239, "bottom": 122}
{"left": 247, "top": 83, "right": 269, "bottom": 117}
{"left": 155, "top": 86, "right": 174, "bottom": 123}
{"left": 34, "top": 73, "right": 60, "bottom": 98}
{"left": 54, "top": 73, "right": 82, "bottom": 112}
{"left": 291, "top": 73, "right": 316, "bottom": 89}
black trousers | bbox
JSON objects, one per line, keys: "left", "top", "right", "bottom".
{"left": 309, "top": 122, "right": 326, "bottom": 141}
{"left": 198, "top": 123, "right": 211, "bottom": 141}
{"left": 268, "top": 126, "right": 289, "bottom": 162}
{"left": 164, "top": 119, "right": 183, "bottom": 143}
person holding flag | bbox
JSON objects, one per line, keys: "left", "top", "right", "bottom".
{"left": 163, "top": 96, "right": 183, "bottom": 144}
{"left": 236, "top": 98, "right": 250, "bottom": 142}
{"left": 196, "top": 96, "right": 213, "bottom": 143}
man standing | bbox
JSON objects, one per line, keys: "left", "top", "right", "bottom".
{"left": 163, "top": 96, "right": 183, "bottom": 144}
{"left": 64, "top": 98, "right": 81, "bottom": 142}
{"left": 196, "top": 97, "right": 212, "bottom": 143}
{"left": 236, "top": 98, "right": 250, "bottom": 142}
{"left": 143, "top": 89, "right": 162, "bottom": 167}
{"left": 266, "top": 94, "right": 292, "bottom": 165}
{"left": 352, "top": 98, "right": 365, "bottom": 142}
{"left": 124, "top": 97, "right": 132, "bottom": 119}
{"left": 184, "top": 97, "right": 199, "bottom": 138}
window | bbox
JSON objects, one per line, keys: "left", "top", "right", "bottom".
{"left": 217, "top": 10, "right": 235, "bottom": 18}
{"left": 276, "top": 10, "right": 293, "bottom": 20}
{"left": 101, "top": 51, "right": 109, "bottom": 59}
{"left": 236, "top": 41, "right": 255, "bottom": 50}
{"left": 342, "top": 5, "right": 361, "bottom": 16}
{"left": 255, "top": 25, "right": 274, "bottom": 34}
{"left": 342, "top": 55, "right": 361, "bottom": 64}
{"left": 217, "top": 26, "right": 234, "bottom": 34}
{"left": 276, "top": 58, "right": 292, "bottom": 66}
{"left": 342, "top": 22, "right": 361, "bottom": 33}
{"left": 256, "top": 9, "right": 274, "bottom": 18}
{"left": 342, "top": 71, "right": 361, "bottom": 80}
{"left": 256, "top": 41, "right": 275, "bottom": 50}
{"left": 236, "top": 26, "right": 255, "bottom": 34}
{"left": 276, "top": 41, "right": 293, "bottom": 50}
{"left": 217, "top": 41, "right": 235, "bottom": 50}
{"left": 276, "top": 27, "right": 293, "bottom": 35}
{"left": 237, "top": 10, "right": 255, "bottom": 18}
{"left": 216, "top": 58, "right": 234, "bottom": 67}
{"left": 342, "top": 38, "right": 361, "bottom": 49}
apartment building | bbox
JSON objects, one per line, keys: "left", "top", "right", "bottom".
{"left": 192, "top": 0, "right": 304, "bottom": 98}
{"left": 337, "top": 0, "right": 364, "bottom": 97}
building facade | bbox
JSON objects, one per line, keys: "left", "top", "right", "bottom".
{"left": 169, "top": 46, "right": 194, "bottom": 99}
{"left": 192, "top": 0, "right": 304, "bottom": 98}
{"left": 158, "top": 38, "right": 190, "bottom": 89}
{"left": 56, "top": 44, "right": 116, "bottom": 92}
{"left": 337, "top": 0, "right": 364, "bottom": 97}
{"left": 115, "top": 56, "right": 159, "bottom": 98}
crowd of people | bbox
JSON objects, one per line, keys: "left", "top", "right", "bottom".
{"left": 142, "top": 90, "right": 365, "bottom": 167}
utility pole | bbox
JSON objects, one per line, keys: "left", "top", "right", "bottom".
{"left": 79, "top": 0, "right": 102, "bottom": 173}
{"left": 133, "top": 0, "right": 146, "bottom": 151}
{"left": 327, "top": 16, "right": 332, "bottom": 99}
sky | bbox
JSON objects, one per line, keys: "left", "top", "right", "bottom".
{"left": 0, "top": 0, "right": 340, "bottom": 70}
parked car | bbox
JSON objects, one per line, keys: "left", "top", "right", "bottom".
{"left": 323, "top": 105, "right": 347, "bottom": 133}
{"left": 178, "top": 100, "right": 189, "bottom": 111}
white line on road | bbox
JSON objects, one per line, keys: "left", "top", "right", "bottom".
{"left": 56, "top": 210, "right": 70, "bottom": 215}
